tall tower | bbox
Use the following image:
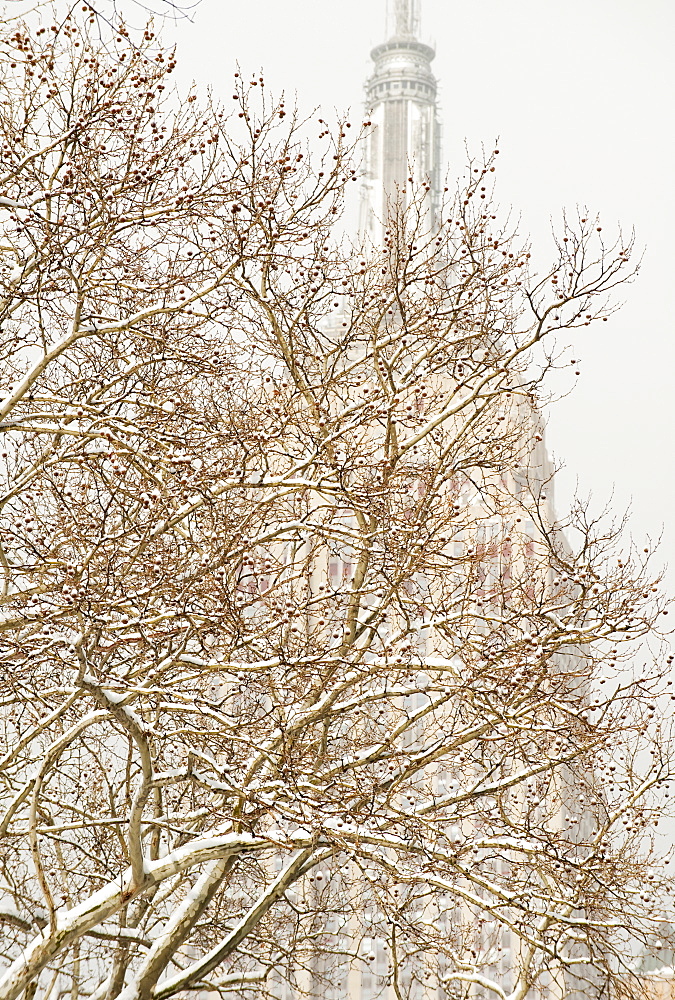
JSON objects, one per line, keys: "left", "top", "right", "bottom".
{"left": 359, "top": 0, "right": 441, "bottom": 242}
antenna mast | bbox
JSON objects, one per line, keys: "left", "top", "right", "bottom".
{"left": 387, "top": 0, "right": 421, "bottom": 38}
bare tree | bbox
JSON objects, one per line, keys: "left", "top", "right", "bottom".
{"left": 0, "top": 10, "right": 671, "bottom": 1000}
{"left": 3, "top": 1, "right": 201, "bottom": 27}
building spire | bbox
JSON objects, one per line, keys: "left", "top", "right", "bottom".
{"left": 387, "top": 0, "right": 421, "bottom": 39}
{"left": 359, "top": 0, "right": 440, "bottom": 242}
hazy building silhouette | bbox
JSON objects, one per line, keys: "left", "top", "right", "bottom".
{"left": 359, "top": 0, "right": 441, "bottom": 241}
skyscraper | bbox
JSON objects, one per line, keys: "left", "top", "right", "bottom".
{"left": 359, "top": 0, "right": 442, "bottom": 241}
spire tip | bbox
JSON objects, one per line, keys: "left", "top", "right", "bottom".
{"left": 386, "top": 0, "right": 421, "bottom": 39}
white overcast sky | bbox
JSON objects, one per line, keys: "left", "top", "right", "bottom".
{"left": 128, "top": 0, "right": 675, "bottom": 589}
